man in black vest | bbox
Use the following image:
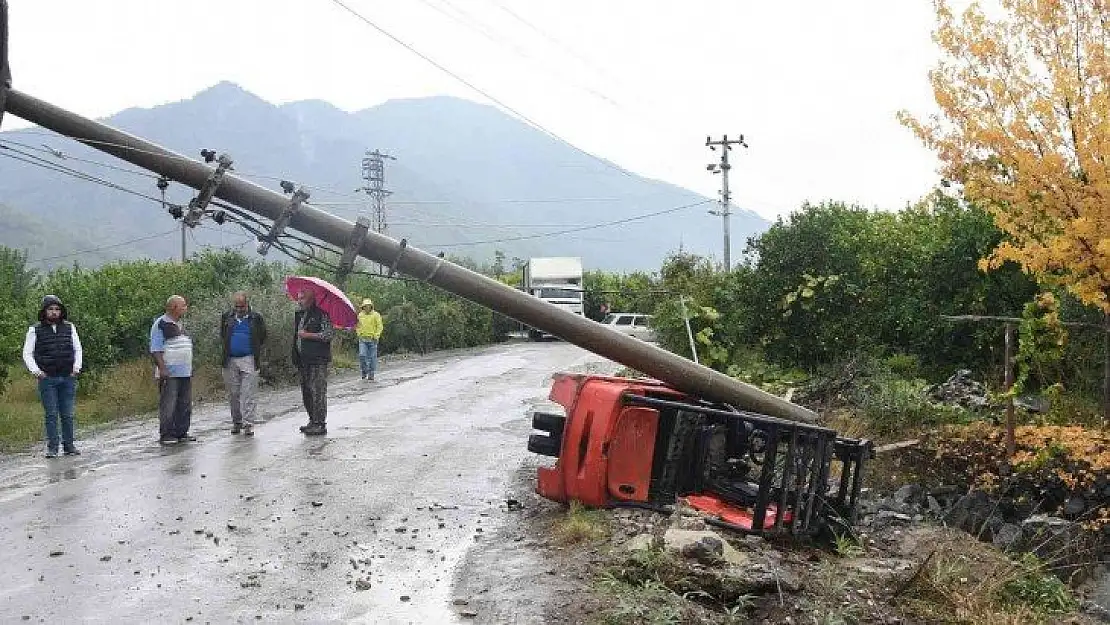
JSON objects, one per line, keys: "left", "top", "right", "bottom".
{"left": 21, "top": 295, "right": 83, "bottom": 458}
{"left": 292, "top": 290, "right": 333, "bottom": 436}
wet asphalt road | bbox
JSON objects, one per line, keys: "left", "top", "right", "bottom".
{"left": 0, "top": 341, "right": 612, "bottom": 624}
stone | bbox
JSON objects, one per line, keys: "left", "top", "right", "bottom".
{"left": 946, "top": 490, "right": 996, "bottom": 535}
{"left": 354, "top": 579, "right": 372, "bottom": 591}
{"left": 893, "top": 485, "right": 924, "bottom": 506}
{"left": 663, "top": 529, "right": 748, "bottom": 567}
{"left": 992, "top": 523, "right": 1023, "bottom": 551}
{"left": 870, "top": 511, "right": 913, "bottom": 530}
{"left": 681, "top": 536, "right": 725, "bottom": 565}
{"left": 1064, "top": 496, "right": 1087, "bottom": 517}
{"left": 623, "top": 534, "right": 654, "bottom": 552}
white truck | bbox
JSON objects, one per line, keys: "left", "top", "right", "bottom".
{"left": 522, "top": 257, "right": 584, "bottom": 340}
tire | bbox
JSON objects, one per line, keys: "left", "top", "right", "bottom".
{"left": 528, "top": 433, "right": 561, "bottom": 457}
{"left": 528, "top": 329, "right": 542, "bottom": 341}
{"left": 532, "top": 411, "right": 565, "bottom": 436}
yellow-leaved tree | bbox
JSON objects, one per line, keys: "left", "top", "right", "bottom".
{"left": 900, "top": 0, "right": 1110, "bottom": 313}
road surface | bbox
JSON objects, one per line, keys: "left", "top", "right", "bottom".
{"left": 0, "top": 341, "right": 613, "bottom": 624}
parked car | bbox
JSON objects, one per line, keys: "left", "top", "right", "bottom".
{"left": 600, "top": 313, "right": 656, "bottom": 342}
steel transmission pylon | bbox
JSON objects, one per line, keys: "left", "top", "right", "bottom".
{"left": 357, "top": 149, "right": 396, "bottom": 236}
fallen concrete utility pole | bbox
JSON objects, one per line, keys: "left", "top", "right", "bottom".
{"left": 2, "top": 88, "right": 818, "bottom": 423}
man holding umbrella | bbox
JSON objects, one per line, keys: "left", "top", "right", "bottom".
{"left": 286, "top": 276, "right": 356, "bottom": 436}
{"left": 293, "top": 289, "right": 335, "bottom": 436}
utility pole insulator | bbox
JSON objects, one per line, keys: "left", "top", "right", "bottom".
{"left": 335, "top": 216, "right": 371, "bottom": 287}
{"left": 184, "top": 153, "right": 233, "bottom": 227}
{"left": 257, "top": 186, "right": 309, "bottom": 256}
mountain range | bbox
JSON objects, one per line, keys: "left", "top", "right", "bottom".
{"left": 0, "top": 82, "right": 768, "bottom": 271}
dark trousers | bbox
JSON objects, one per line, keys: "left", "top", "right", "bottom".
{"left": 299, "top": 364, "right": 328, "bottom": 424}
{"left": 39, "top": 375, "right": 77, "bottom": 451}
{"left": 158, "top": 377, "right": 192, "bottom": 439}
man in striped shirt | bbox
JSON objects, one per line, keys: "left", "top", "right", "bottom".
{"left": 150, "top": 295, "right": 195, "bottom": 446}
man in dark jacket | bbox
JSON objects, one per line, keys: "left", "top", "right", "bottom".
{"left": 292, "top": 290, "right": 333, "bottom": 436}
{"left": 21, "top": 295, "right": 83, "bottom": 457}
{"left": 220, "top": 292, "right": 267, "bottom": 436}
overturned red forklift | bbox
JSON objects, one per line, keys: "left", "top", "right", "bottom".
{"left": 529, "top": 373, "right": 873, "bottom": 537}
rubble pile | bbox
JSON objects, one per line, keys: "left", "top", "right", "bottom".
{"left": 924, "top": 369, "right": 992, "bottom": 410}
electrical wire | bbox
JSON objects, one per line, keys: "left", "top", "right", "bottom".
{"left": 428, "top": 199, "right": 713, "bottom": 247}
{"left": 26, "top": 229, "right": 181, "bottom": 265}
{"left": 0, "top": 138, "right": 161, "bottom": 179}
{"left": 0, "top": 143, "right": 180, "bottom": 206}
{"left": 485, "top": 0, "right": 620, "bottom": 87}
{"left": 327, "top": 0, "right": 636, "bottom": 179}
{"left": 414, "top": 0, "right": 619, "bottom": 108}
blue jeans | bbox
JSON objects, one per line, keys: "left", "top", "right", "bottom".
{"left": 358, "top": 339, "right": 378, "bottom": 378}
{"left": 38, "top": 376, "right": 77, "bottom": 451}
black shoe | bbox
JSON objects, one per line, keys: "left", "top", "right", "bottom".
{"left": 159, "top": 437, "right": 179, "bottom": 446}
{"left": 63, "top": 447, "right": 81, "bottom": 456}
{"left": 231, "top": 424, "right": 242, "bottom": 434}
{"left": 298, "top": 423, "right": 311, "bottom": 433}
{"left": 178, "top": 435, "right": 197, "bottom": 443}
{"left": 45, "top": 449, "right": 59, "bottom": 458}
{"left": 302, "top": 423, "right": 327, "bottom": 436}
{"left": 242, "top": 424, "right": 254, "bottom": 437}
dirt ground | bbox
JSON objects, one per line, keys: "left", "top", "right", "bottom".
{"left": 456, "top": 459, "right": 1107, "bottom": 625}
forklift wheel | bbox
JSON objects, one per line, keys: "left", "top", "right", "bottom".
{"left": 528, "top": 433, "right": 560, "bottom": 457}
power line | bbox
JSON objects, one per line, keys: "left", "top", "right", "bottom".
{"left": 326, "top": 0, "right": 636, "bottom": 179}
{"left": 414, "top": 0, "right": 619, "bottom": 108}
{"left": 485, "top": 0, "right": 620, "bottom": 87}
{"left": 0, "top": 138, "right": 160, "bottom": 179}
{"left": 6, "top": 130, "right": 378, "bottom": 203}
{"left": 26, "top": 229, "right": 180, "bottom": 265}
{"left": 429, "top": 199, "right": 713, "bottom": 247}
{"left": 0, "top": 145, "right": 175, "bottom": 205}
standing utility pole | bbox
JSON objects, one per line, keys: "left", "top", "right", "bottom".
{"left": 706, "top": 134, "right": 747, "bottom": 271}
{"left": 357, "top": 149, "right": 395, "bottom": 236}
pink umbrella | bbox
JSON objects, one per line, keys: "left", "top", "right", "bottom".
{"left": 284, "top": 275, "right": 358, "bottom": 329}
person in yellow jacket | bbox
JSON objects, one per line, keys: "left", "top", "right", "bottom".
{"left": 355, "top": 298, "right": 383, "bottom": 381}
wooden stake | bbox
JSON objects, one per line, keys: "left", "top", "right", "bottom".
{"left": 1004, "top": 323, "right": 1016, "bottom": 457}
{"left": 1103, "top": 313, "right": 1109, "bottom": 426}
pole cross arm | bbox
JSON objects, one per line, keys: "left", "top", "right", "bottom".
{"left": 184, "top": 153, "right": 233, "bottom": 227}
{"left": 257, "top": 186, "right": 310, "bottom": 256}
{"left": 335, "top": 216, "right": 371, "bottom": 286}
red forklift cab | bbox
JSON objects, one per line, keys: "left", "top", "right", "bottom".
{"left": 530, "top": 373, "right": 871, "bottom": 536}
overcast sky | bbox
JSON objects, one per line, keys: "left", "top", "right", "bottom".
{"left": 4, "top": 0, "right": 942, "bottom": 221}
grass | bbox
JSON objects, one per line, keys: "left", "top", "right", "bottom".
{"left": 833, "top": 532, "right": 865, "bottom": 558}
{"left": 553, "top": 500, "right": 611, "bottom": 545}
{"left": 596, "top": 546, "right": 753, "bottom": 625}
{"left": 894, "top": 531, "right": 1078, "bottom": 624}
{"left": 0, "top": 358, "right": 227, "bottom": 451}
